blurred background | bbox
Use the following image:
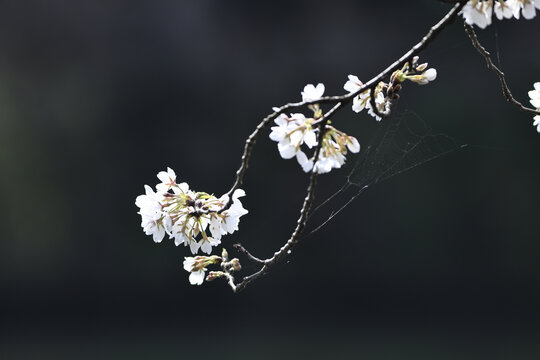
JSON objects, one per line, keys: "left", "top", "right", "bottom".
{"left": 1, "top": 0, "right": 540, "bottom": 358}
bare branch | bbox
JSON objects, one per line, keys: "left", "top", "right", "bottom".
{"left": 233, "top": 243, "right": 264, "bottom": 264}
{"left": 464, "top": 23, "right": 540, "bottom": 116}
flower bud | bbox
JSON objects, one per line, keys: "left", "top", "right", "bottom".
{"left": 416, "top": 63, "right": 428, "bottom": 72}
{"left": 230, "top": 258, "right": 242, "bottom": 272}
{"left": 423, "top": 68, "right": 437, "bottom": 82}
{"left": 206, "top": 271, "right": 225, "bottom": 281}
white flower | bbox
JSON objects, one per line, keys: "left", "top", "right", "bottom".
{"left": 366, "top": 90, "right": 386, "bottom": 121}
{"left": 296, "top": 150, "right": 314, "bottom": 172}
{"left": 344, "top": 75, "right": 371, "bottom": 113}
{"left": 528, "top": 82, "right": 540, "bottom": 109}
{"left": 183, "top": 257, "right": 206, "bottom": 285}
{"left": 534, "top": 115, "right": 540, "bottom": 132}
{"left": 507, "top": 0, "right": 538, "bottom": 19}
{"left": 137, "top": 168, "right": 249, "bottom": 256}
{"left": 156, "top": 167, "right": 176, "bottom": 192}
{"left": 494, "top": 0, "right": 514, "bottom": 19}
{"left": 135, "top": 185, "right": 167, "bottom": 243}
{"left": 200, "top": 237, "right": 220, "bottom": 255}
{"left": 313, "top": 151, "right": 346, "bottom": 174}
{"left": 344, "top": 75, "right": 363, "bottom": 93}
{"left": 346, "top": 136, "right": 361, "bottom": 153}
{"left": 301, "top": 83, "right": 325, "bottom": 102}
{"left": 269, "top": 113, "right": 318, "bottom": 161}
{"left": 220, "top": 189, "right": 249, "bottom": 235}
{"left": 462, "top": 0, "right": 493, "bottom": 29}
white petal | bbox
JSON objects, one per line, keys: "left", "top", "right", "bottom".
{"left": 183, "top": 257, "right": 195, "bottom": 272}
{"left": 303, "top": 130, "right": 318, "bottom": 148}
{"left": 189, "top": 240, "right": 201, "bottom": 254}
{"left": 174, "top": 232, "right": 186, "bottom": 246}
{"left": 152, "top": 226, "right": 165, "bottom": 243}
{"left": 347, "top": 137, "right": 360, "bottom": 153}
{"left": 189, "top": 270, "right": 205, "bottom": 285}
{"left": 523, "top": 2, "right": 536, "bottom": 19}
{"left": 200, "top": 241, "right": 212, "bottom": 254}
{"left": 278, "top": 142, "right": 297, "bottom": 159}
{"left": 232, "top": 188, "right": 246, "bottom": 201}
{"left": 296, "top": 151, "right": 313, "bottom": 173}
{"left": 289, "top": 130, "right": 303, "bottom": 147}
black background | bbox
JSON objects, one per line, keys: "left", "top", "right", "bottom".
{"left": 1, "top": 1, "right": 540, "bottom": 358}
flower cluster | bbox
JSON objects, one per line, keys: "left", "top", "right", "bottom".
{"left": 136, "top": 168, "right": 248, "bottom": 255}
{"left": 529, "top": 82, "right": 540, "bottom": 132}
{"left": 345, "top": 57, "right": 437, "bottom": 121}
{"left": 269, "top": 58, "right": 437, "bottom": 174}
{"left": 269, "top": 84, "right": 360, "bottom": 174}
{"left": 462, "top": 0, "right": 540, "bottom": 29}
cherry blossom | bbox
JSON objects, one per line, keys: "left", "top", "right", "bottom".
{"left": 135, "top": 185, "right": 168, "bottom": 243}
{"left": 529, "top": 82, "right": 540, "bottom": 109}
{"left": 462, "top": 0, "right": 493, "bottom": 29}
{"left": 462, "top": 0, "right": 539, "bottom": 27}
{"left": 301, "top": 83, "right": 325, "bottom": 102}
{"left": 494, "top": 0, "right": 514, "bottom": 19}
{"left": 136, "top": 169, "right": 249, "bottom": 255}
{"left": 344, "top": 75, "right": 371, "bottom": 113}
{"left": 508, "top": 0, "right": 538, "bottom": 19}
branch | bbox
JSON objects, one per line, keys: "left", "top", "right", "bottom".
{"left": 221, "top": 1, "right": 467, "bottom": 210}
{"left": 464, "top": 23, "right": 540, "bottom": 116}
{"left": 233, "top": 243, "right": 264, "bottom": 264}
{"left": 224, "top": 2, "right": 467, "bottom": 292}
{"left": 230, "top": 113, "right": 330, "bottom": 293}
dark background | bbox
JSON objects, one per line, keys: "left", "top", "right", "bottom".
{"left": 1, "top": 0, "right": 540, "bottom": 358}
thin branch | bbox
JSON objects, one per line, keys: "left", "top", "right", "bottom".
{"left": 233, "top": 243, "right": 264, "bottom": 264}
{"left": 230, "top": 110, "right": 332, "bottom": 293}
{"left": 223, "top": 2, "right": 467, "bottom": 292}
{"left": 464, "top": 23, "right": 540, "bottom": 116}
{"left": 221, "top": 1, "right": 467, "bottom": 211}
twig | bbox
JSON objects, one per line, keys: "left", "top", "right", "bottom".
{"left": 233, "top": 243, "right": 264, "bottom": 264}
{"left": 464, "top": 23, "right": 540, "bottom": 116}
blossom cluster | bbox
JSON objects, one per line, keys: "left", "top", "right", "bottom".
{"left": 269, "top": 84, "right": 360, "bottom": 174}
{"left": 530, "top": 82, "right": 540, "bottom": 131}
{"left": 462, "top": 0, "right": 540, "bottom": 29}
{"left": 269, "top": 58, "right": 437, "bottom": 174}
{"left": 346, "top": 58, "right": 437, "bottom": 121}
{"left": 136, "top": 168, "right": 248, "bottom": 255}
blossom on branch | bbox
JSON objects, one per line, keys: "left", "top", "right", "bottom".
{"left": 183, "top": 255, "right": 221, "bottom": 285}
{"left": 269, "top": 84, "right": 361, "bottom": 174}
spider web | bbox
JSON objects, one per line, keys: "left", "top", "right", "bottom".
{"left": 302, "top": 106, "right": 467, "bottom": 239}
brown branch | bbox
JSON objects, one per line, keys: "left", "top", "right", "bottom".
{"left": 464, "top": 23, "right": 540, "bottom": 116}
{"left": 222, "top": 2, "right": 467, "bottom": 292}
{"left": 233, "top": 243, "right": 264, "bottom": 264}
{"left": 231, "top": 114, "right": 330, "bottom": 293}
{"left": 221, "top": 1, "right": 467, "bottom": 211}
